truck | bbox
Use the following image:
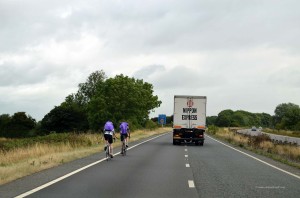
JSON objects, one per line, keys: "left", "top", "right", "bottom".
{"left": 173, "top": 95, "right": 207, "bottom": 146}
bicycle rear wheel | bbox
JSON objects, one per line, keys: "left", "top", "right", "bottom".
{"left": 123, "top": 142, "right": 127, "bottom": 156}
{"left": 106, "top": 145, "right": 110, "bottom": 161}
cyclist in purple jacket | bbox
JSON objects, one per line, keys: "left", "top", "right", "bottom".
{"left": 120, "top": 122, "right": 130, "bottom": 150}
{"left": 103, "top": 121, "right": 116, "bottom": 158}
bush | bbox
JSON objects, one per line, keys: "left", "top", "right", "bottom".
{"left": 145, "top": 120, "right": 158, "bottom": 130}
{"left": 207, "top": 125, "right": 219, "bottom": 135}
{"left": 248, "top": 134, "right": 271, "bottom": 148}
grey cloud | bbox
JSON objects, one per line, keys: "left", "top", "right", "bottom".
{"left": 149, "top": 66, "right": 224, "bottom": 90}
{"left": 133, "top": 64, "right": 166, "bottom": 80}
{"left": 0, "top": 62, "right": 46, "bottom": 86}
{"left": 1, "top": 0, "right": 299, "bottom": 54}
{"left": 267, "top": 67, "right": 300, "bottom": 88}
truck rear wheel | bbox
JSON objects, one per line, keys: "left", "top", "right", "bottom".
{"left": 173, "top": 140, "right": 177, "bottom": 145}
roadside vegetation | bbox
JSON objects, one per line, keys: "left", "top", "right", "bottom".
{"left": 263, "top": 128, "right": 300, "bottom": 138}
{"left": 207, "top": 126, "right": 300, "bottom": 169}
{"left": 0, "top": 127, "right": 171, "bottom": 185}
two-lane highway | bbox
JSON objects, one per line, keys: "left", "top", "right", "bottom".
{"left": 2, "top": 132, "right": 300, "bottom": 198}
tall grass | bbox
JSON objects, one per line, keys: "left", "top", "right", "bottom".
{"left": 207, "top": 127, "right": 300, "bottom": 168}
{"left": 0, "top": 127, "right": 171, "bottom": 185}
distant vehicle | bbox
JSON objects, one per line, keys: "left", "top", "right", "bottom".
{"left": 172, "top": 95, "right": 207, "bottom": 146}
{"left": 251, "top": 126, "right": 257, "bottom": 131}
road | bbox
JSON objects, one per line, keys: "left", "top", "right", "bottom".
{"left": 237, "top": 129, "right": 300, "bottom": 145}
{"left": 1, "top": 132, "right": 300, "bottom": 198}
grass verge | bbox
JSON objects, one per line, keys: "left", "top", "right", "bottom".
{"left": 207, "top": 126, "right": 300, "bottom": 169}
{"left": 262, "top": 128, "right": 300, "bottom": 138}
{"left": 0, "top": 127, "right": 171, "bottom": 185}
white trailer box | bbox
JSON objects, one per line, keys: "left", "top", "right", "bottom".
{"left": 173, "top": 95, "right": 207, "bottom": 145}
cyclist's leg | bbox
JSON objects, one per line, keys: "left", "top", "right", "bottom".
{"left": 120, "top": 134, "right": 124, "bottom": 153}
{"left": 125, "top": 134, "right": 129, "bottom": 147}
{"left": 109, "top": 135, "right": 113, "bottom": 157}
{"left": 104, "top": 134, "right": 108, "bottom": 151}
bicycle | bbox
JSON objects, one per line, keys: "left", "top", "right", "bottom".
{"left": 121, "top": 137, "right": 127, "bottom": 156}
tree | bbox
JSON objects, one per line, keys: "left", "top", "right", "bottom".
{"left": 258, "top": 113, "right": 272, "bottom": 127}
{"left": 75, "top": 70, "right": 107, "bottom": 105}
{"left": 40, "top": 104, "right": 88, "bottom": 134}
{"left": 0, "top": 114, "right": 11, "bottom": 137}
{"left": 216, "top": 109, "right": 234, "bottom": 127}
{"left": 274, "top": 103, "right": 300, "bottom": 130}
{"left": 206, "top": 116, "right": 217, "bottom": 126}
{"left": 87, "top": 74, "right": 161, "bottom": 130}
{"left": 6, "top": 112, "right": 36, "bottom": 138}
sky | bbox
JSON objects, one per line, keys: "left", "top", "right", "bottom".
{"left": 1, "top": 0, "right": 300, "bottom": 121}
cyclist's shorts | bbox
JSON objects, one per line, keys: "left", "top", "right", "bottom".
{"left": 120, "top": 134, "right": 128, "bottom": 142}
{"left": 104, "top": 134, "right": 113, "bottom": 144}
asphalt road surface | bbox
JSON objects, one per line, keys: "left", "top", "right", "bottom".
{"left": 2, "top": 132, "right": 300, "bottom": 198}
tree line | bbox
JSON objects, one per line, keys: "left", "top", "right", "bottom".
{"left": 0, "top": 70, "right": 161, "bottom": 138}
{"left": 151, "top": 103, "right": 300, "bottom": 131}
{"left": 207, "top": 102, "right": 300, "bottom": 130}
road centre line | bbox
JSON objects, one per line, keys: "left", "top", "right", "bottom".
{"left": 188, "top": 180, "right": 195, "bottom": 188}
{"left": 15, "top": 133, "right": 168, "bottom": 198}
{"left": 207, "top": 135, "right": 300, "bottom": 180}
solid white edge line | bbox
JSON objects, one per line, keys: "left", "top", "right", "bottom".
{"left": 188, "top": 180, "right": 195, "bottom": 188}
{"left": 206, "top": 135, "right": 300, "bottom": 180}
{"left": 15, "top": 132, "right": 169, "bottom": 198}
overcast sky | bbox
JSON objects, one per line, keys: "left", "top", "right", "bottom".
{"left": 1, "top": 0, "right": 299, "bottom": 121}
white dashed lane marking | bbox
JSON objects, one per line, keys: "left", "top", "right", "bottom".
{"left": 186, "top": 164, "right": 190, "bottom": 168}
{"left": 188, "top": 180, "right": 195, "bottom": 188}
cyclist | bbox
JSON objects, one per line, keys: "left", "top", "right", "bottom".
{"left": 103, "top": 120, "right": 116, "bottom": 158}
{"left": 119, "top": 121, "right": 130, "bottom": 153}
